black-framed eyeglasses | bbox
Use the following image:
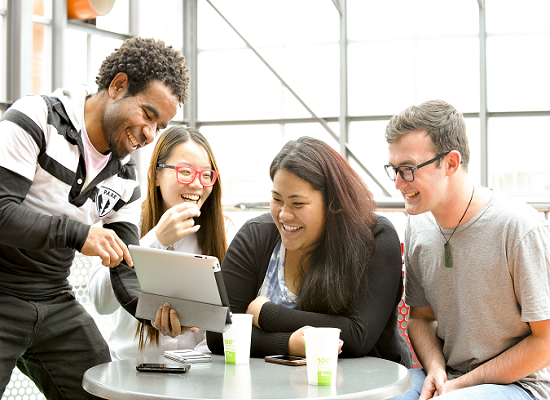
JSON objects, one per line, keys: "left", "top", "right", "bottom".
{"left": 384, "top": 151, "right": 450, "bottom": 182}
{"left": 157, "top": 164, "right": 219, "bottom": 187}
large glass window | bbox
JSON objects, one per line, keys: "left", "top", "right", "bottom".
{"left": 198, "top": 48, "right": 284, "bottom": 121}
{"left": 488, "top": 117, "right": 550, "bottom": 196}
{"left": 282, "top": 44, "right": 339, "bottom": 119}
{"left": 89, "top": 36, "right": 124, "bottom": 91}
{"left": 486, "top": 0, "right": 550, "bottom": 112}
{"left": 95, "top": 0, "right": 129, "bottom": 35}
{"left": 197, "top": 0, "right": 339, "bottom": 122}
{"left": 347, "top": 0, "right": 479, "bottom": 116}
{"left": 486, "top": 34, "right": 550, "bottom": 112}
{"left": 64, "top": 31, "right": 123, "bottom": 90}
{"left": 201, "top": 121, "right": 339, "bottom": 207}
{"left": 201, "top": 124, "right": 284, "bottom": 205}
{"left": 135, "top": 0, "right": 183, "bottom": 49}
{"left": 349, "top": 120, "right": 395, "bottom": 198}
{"left": 197, "top": 0, "right": 487, "bottom": 207}
{"left": 64, "top": 28, "right": 88, "bottom": 86}
{"left": 5, "top": 0, "right": 550, "bottom": 203}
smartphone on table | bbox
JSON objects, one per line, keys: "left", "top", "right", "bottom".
{"left": 265, "top": 355, "right": 307, "bottom": 366}
{"left": 136, "top": 363, "right": 191, "bottom": 373}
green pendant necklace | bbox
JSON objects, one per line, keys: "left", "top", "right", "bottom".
{"left": 436, "top": 186, "right": 475, "bottom": 268}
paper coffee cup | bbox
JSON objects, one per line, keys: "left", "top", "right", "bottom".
{"left": 223, "top": 313, "right": 253, "bottom": 364}
{"left": 304, "top": 327, "right": 340, "bottom": 386}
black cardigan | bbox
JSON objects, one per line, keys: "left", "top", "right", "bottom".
{"left": 207, "top": 213, "right": 412, "bottom": 367}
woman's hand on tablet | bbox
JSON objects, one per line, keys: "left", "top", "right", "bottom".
{"left": 155, "top": 203, "right": 201, "bottom": 247}
{"left": 151, "top": 302, "right": 199, "bottom": 338}
{"left": 246, "top": 295, "right": 271, "bottom": 328}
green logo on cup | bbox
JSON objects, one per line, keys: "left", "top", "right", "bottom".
{"left": 318, "top": 370, "right": 331, "bottom": 386}
{"left": 225, "top": 351, "right": 236, "bottom": 364}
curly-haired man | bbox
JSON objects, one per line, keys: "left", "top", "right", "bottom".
{"left": 0, "top": 37, "right": 188, "bottom": 399}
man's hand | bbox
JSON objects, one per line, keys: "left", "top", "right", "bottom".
{"left": 151, "top": 302, "right": 199, "bottom": 338}
{"left": 419, "top": 368, "right": 447, "bottom": 399}
{"left": 80, "top": 226, "right": 132, "bottom": 267}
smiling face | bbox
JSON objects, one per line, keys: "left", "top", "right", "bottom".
{"left": 102, "top": 79, "right": 178, "bottom": 160}
{"left": 270, "top": 169, "right": 326, "bottom": 254}
{"left": 388, "top": 130, "right": 448, "bottom": 216}
{"left": 156, "top": 140, "right": 214, "bottom": 213}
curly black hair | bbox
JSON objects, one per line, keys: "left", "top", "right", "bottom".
{"left": 96, "top": 37, "right": 189, "bottom": 105}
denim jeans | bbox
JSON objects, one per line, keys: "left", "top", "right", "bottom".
{"left": 392, "top": 368, "right": 536, "bottom": 400}
{"left": 0, "top": 292, "right": 110, "bottom": 399}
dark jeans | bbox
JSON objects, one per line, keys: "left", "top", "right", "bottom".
{"left": 0, "top": 292, "right": 111, "bottom": 399}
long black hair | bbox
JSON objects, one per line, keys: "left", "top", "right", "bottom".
{"left": 270, "top": 137, "right": 377, "bottom": 315}
{"left": 270, "top": 137, "right": 377, "bottom": 314}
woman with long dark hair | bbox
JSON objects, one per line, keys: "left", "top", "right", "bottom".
{"left": 207, "top": 137, "right": 412, "bottom": 364}
{"left": 89, "top": 126, "right": 231, "bottom": 359}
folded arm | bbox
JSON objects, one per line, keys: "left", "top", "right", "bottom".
{"left": 445, "top": 319, "right": 550, "bottom": 393}
{"left": 207, "top": 214, "right": 404, "bottom": 358}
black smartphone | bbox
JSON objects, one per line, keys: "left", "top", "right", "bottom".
{"left": 136, "top": 363, "right": 191, "bottom": 373}
{"left": 265, "top": 355, "right": 307, "bottom": 366}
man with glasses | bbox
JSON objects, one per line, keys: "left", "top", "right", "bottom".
{"left": 0, "top": 37, "right": 188, "bottom": 399}
{"left": 385, "top": 100, "right": 550, "bottom": 400}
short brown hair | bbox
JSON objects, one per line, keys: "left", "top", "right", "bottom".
{"left": 385, "top": 99, "right": 470, "bottom": 169}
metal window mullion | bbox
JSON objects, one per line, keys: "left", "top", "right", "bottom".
{"left": 52, "top": 0, "right": 66, "bottom": 90}
{"left": 7, "top": 0, "right": 33, "bottom": 101}
{"left": 183, "top": 0, "right": 198, "bottom": 128}
{"left": 129, "top": 0, "right": 139, "bottom": 36}
{"left": 478, "top": 0, "right": 488, "bottom": 187}
{"left": 129, "top": 0, "right": 146, "bottom": 184}
{"left": 338, "top": 0, "right": 348, "bottom": 158}
{"left": 87, "top": 34, "right": 93, "bottom": 87}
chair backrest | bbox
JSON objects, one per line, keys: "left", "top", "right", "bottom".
{"left": 399, "top": 243, "right": 422, "bottom": 369}
{"left": 69, "top": 252, "right": 115, "bottom": 339}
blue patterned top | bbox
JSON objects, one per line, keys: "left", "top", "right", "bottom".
{"left": 257, "top": 240, "right": 297, "bottom": 308}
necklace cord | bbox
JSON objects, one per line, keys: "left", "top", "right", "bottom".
{"left": 437, "top": 186, "right": 475, "bottom": 245}
{"left": 437, "top": 186, "right": 475, "bottom": 268}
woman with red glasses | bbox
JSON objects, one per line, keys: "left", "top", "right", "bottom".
{"left": 88, "top": 126, "right": 233, "bottom": 360}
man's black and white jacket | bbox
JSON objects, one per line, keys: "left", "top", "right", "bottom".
{"left": 0, "top": 85, "right": 143, "bottom": 317}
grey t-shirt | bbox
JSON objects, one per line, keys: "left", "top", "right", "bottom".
{"left": 405, "top": 190, "right": 550, "bottom": 399}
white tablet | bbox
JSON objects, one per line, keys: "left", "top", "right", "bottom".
{"left": 129, "top": 245, "right": 229, "bottom": 307}
{"left": 129, "top": 245, "right": 232, "bottom": 332}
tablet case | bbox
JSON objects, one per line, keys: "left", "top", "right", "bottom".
{"left": 129, "top": 245, "right": 232, "bottom": 333}
{"left": 136, "top": 292, "right": 231, "bottom": 332}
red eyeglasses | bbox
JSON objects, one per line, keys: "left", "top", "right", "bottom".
{"left": 157, "top": 164, "right": 219, "bottom": 187}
